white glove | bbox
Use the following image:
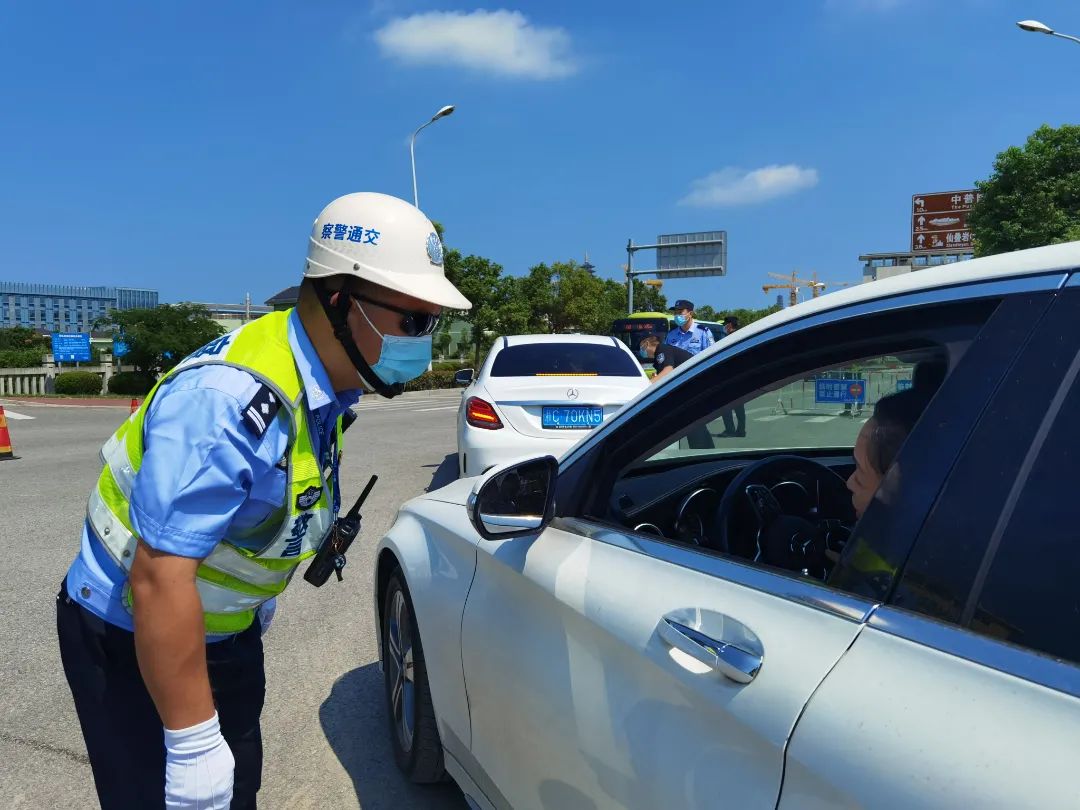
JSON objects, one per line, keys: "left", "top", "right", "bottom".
{"left": 164, "top": 711, "right": 235, "bottom": 809}
{"left": 257, "top": 598, "right": 277, "bottom": 636}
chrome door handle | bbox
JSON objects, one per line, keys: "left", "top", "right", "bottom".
{"left": 658, "top": 617, "right": 762, "bottom": 684}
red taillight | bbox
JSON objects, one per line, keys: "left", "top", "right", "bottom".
{"left": 466, "top": 397, "right": 503, "bottom": 430}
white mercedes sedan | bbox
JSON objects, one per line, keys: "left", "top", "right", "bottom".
{"left": 372, "top": 241, "right": 1080, "bottom": 810}
{"left": 453, "top": 334, "right": 649, "bottom": 478}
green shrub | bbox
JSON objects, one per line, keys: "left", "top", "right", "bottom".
{"left": 431, "top": 360, "right": 470, "bottom": 372}
{"left": 55, "top": 371, "right": 105, "bottom": 395}
{"left": 108, "top": 371, "right": 157, "bottom": 396}
{"left": 0, "top": 349, "right": 46, "bottom": 368}
{"left": 404, "top": 368, "right": 460, "bottom": 392}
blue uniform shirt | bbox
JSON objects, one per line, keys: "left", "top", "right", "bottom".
{"left": 64, "top": 309, "right": 361, "bottom": 632}
{"left": 664, "top": 322, "right": 715, "bottom": 355}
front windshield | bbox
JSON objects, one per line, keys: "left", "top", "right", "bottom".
{"left": 645, "top": 354, "right": 924, "bottom": 462}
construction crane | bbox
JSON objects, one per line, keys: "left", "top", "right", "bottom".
{"left": 763, "top": 271, "right": 854, "bottom": 306}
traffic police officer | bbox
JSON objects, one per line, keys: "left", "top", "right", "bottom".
{"left": 56, "top": 192, "right": 471, "bottom": 809}
{"left": 664, "top": 299, "right": 714, "bottom": 355}
{"left": 638, "top": 334, "right": 693, "bottom": 383}
{"left": 638, "top": 335, "right": 712, "bottom": 448}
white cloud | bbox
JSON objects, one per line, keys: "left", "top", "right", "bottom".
{"left": 374, "top": 9, "right": 578, "bottom": 80}
{"left": 679, "top": 165, "right": 820, "bottom": 207}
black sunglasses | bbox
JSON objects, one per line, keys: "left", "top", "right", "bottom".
{"left": 350, "top": 293, "right": 441, "bottom": 337}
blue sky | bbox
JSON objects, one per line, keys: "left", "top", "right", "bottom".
{"left": 2, "top": 0, "right": 1078, "bottom": 312}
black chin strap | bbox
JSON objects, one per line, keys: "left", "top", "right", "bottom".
{"left": 312, "top": 279, "right": 405, "bottom": 399}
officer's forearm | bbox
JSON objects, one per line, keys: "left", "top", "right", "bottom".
{"left": 130, "top": 540, "right": 216, "bottom": 730}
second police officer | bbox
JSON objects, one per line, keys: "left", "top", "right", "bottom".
{"left": 664, "top": 299, "right": 714, "bottom": 355}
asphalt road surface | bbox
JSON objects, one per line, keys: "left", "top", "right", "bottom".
{"left": 0, "top": 390, "right": 468, "bottom": 810}
{"left": 0, "top": 383, "right": 873, "bottom": 809}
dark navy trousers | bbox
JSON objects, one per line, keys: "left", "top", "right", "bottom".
{"left": 56, "top": 580, "right": 265, "bottom": 809}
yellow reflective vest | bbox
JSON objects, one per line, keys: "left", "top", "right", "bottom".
{"left": 87, "top": 310, "right": 339, "bottom": 633}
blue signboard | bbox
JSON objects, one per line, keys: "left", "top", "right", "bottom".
{"left": 896, "top": 379, "right": 913, "bottom": 392}
{"left": 815, "top": 378, "right": 867, "bottom": 404}
{"left": 51, "top": 332, "right": 91, "bottom": 363}
{"left": 113, "top": 338, "right": 129, "bottom": 358}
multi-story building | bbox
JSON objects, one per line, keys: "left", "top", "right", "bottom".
{"left": 0, "top": 282, "right": 158, "bottom": 333}
{"left": 192, "top": 295, "right": 273, "bottom": 332}
{"left": 859, "top": 249, "right": 973, "bottom": 283}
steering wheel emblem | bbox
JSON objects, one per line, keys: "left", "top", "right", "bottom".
{"left": 566, "top": 388, "right": 579, "bottom": 400}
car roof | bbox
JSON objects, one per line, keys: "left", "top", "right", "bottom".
{"left": 499, "top": 334, "right": 626, "bottom": 348}
{"left": 726, "top": 240, "right": 1080, "bottom": 351}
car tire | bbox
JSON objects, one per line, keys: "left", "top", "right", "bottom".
{"left": 382, "top": 570, "right": 445, "bottom": 783}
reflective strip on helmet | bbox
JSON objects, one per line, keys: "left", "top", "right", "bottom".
{"left": 202, "top": 543, "right": 301, "bottom": 587}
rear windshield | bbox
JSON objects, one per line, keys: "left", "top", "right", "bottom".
{"left": 491, "top": 343, "right": 643, "bottom": 377}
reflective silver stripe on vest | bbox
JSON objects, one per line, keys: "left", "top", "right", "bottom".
{"left": 195, "top": 579, "right": 268, "bottom": 613}
{"left": 203, "top": 544, "right": 297, "bottom": 588}
{"left": 101, "top": 436, "right": 137, "bottom": 498}
{"left": 87, "top": 489, "right": 138, "bottom": 570}
{"left": 90, "top": 479, "right": 327, "bottom": 590}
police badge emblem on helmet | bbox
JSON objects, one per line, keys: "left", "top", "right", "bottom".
{"left": 426, "top": 232, "right": 444, "bottom": 266}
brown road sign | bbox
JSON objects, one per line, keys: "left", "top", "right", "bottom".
{"left": 912, "top": 229, "right": 973, "bottom": 252}
{"left": 913, "top": 210, "right": 969, "bottom": 234}
{"left": 912, "top": 190, "right": 980, "bottom": 214}
{"left": 912, "top": 189, "right": 979, "bottom": 252}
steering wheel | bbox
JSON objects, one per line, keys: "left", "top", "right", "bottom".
{"left": 712, "top": 455, "right": 854, "bottom": 574}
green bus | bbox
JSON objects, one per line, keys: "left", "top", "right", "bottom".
{"left": 611, "top": 312, "right": 725, "bottom": 366}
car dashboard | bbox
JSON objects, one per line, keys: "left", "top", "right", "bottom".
{"left": 610, "top": 453, "right": 857, "bottom": 560}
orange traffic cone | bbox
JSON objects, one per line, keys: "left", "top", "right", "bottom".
{"left": 0, "top": 405, "right": 17, "bottom": 461}
{"left": 129, "top": 398, "right": 139, "bottom": 415}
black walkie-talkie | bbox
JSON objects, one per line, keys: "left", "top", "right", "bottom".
{"left": 304, "top": 474, "right": 378, "bottom": 587}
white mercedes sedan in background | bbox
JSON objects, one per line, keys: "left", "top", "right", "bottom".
{"left": 454, "top": 334, "right": 649, "bottom": 478}
{"left": 373, "top": 241, "right": 1080, "bottom": 810}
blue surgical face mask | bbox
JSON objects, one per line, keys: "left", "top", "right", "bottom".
{"left": 357, "top": 303, "right": 433, "bottom": 386}
{"left": 674, "top": 314, "right": 689, "bottom": 327}
{"left": 638, "top": 347, "right": 650, "bottom": 359}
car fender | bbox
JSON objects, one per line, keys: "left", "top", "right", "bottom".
{"left": 374, "top": 496, "right": 482, "bottom": 750}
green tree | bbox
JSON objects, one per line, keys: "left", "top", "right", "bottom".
{"left": 630, "top": 280, "right": 667, "bottom": 313}
{"left": 0, "top": 326, "right": 49, "bottom": 352}
{"left": 970, "top": 124, "right": 1080, "bottom": 256}
{"left": 96, "top": 304, "right": 225, "bottom": 374}
{"left": 432, "top": 322, "right": 453, "bottom": 359}
{"left": 443, "top": 250, "right": 515, "bottom": 367}
{"left": 0, "top": 326, "right": 50, "bottom": 367}
{"left": 721, "top": 305, "right": 782, "bottom": 328}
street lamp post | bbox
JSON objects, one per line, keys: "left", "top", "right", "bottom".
{"left": 1016, "top": 19, "right": 1080, "bottom": 47}
{"left": 410, "top": 105, "right": 455, "bottom": 209}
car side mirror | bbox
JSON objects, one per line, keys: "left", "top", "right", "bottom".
{"left": 469, "top": 456, "right": 558, "bottom": 541}
{"left": 454, "top": 369, "right": 474, "bottom": 386}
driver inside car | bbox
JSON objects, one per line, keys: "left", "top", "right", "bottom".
{"left": 847, "top": 388, "right": 931, "bottom": 519}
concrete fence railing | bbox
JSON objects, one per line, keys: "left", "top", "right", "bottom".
{"left": 0, "top": 355, "right": 118, "bottom": 396}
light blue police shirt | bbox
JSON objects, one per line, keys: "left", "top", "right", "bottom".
{"left": 664, "top": 322, "right": 715, "bottom": 355}
{"left": 64, "top": 309, "right": 361, "bottom": 633}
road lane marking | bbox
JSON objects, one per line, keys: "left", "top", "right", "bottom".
{"left": 753, "top": 415, "right": 786, "bottom": 422}
{"left": 413, "top": 406, "right": 459, "bottom": 412}
{"left": 1, "top": 409, "right": 34, "bottom": 420}
{"left": 804, "top": 415, "right": 838, "bottom": 423}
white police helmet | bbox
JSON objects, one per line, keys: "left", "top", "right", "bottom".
{"left": 304, "top": 192, "right": 471, "bottom": 310}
